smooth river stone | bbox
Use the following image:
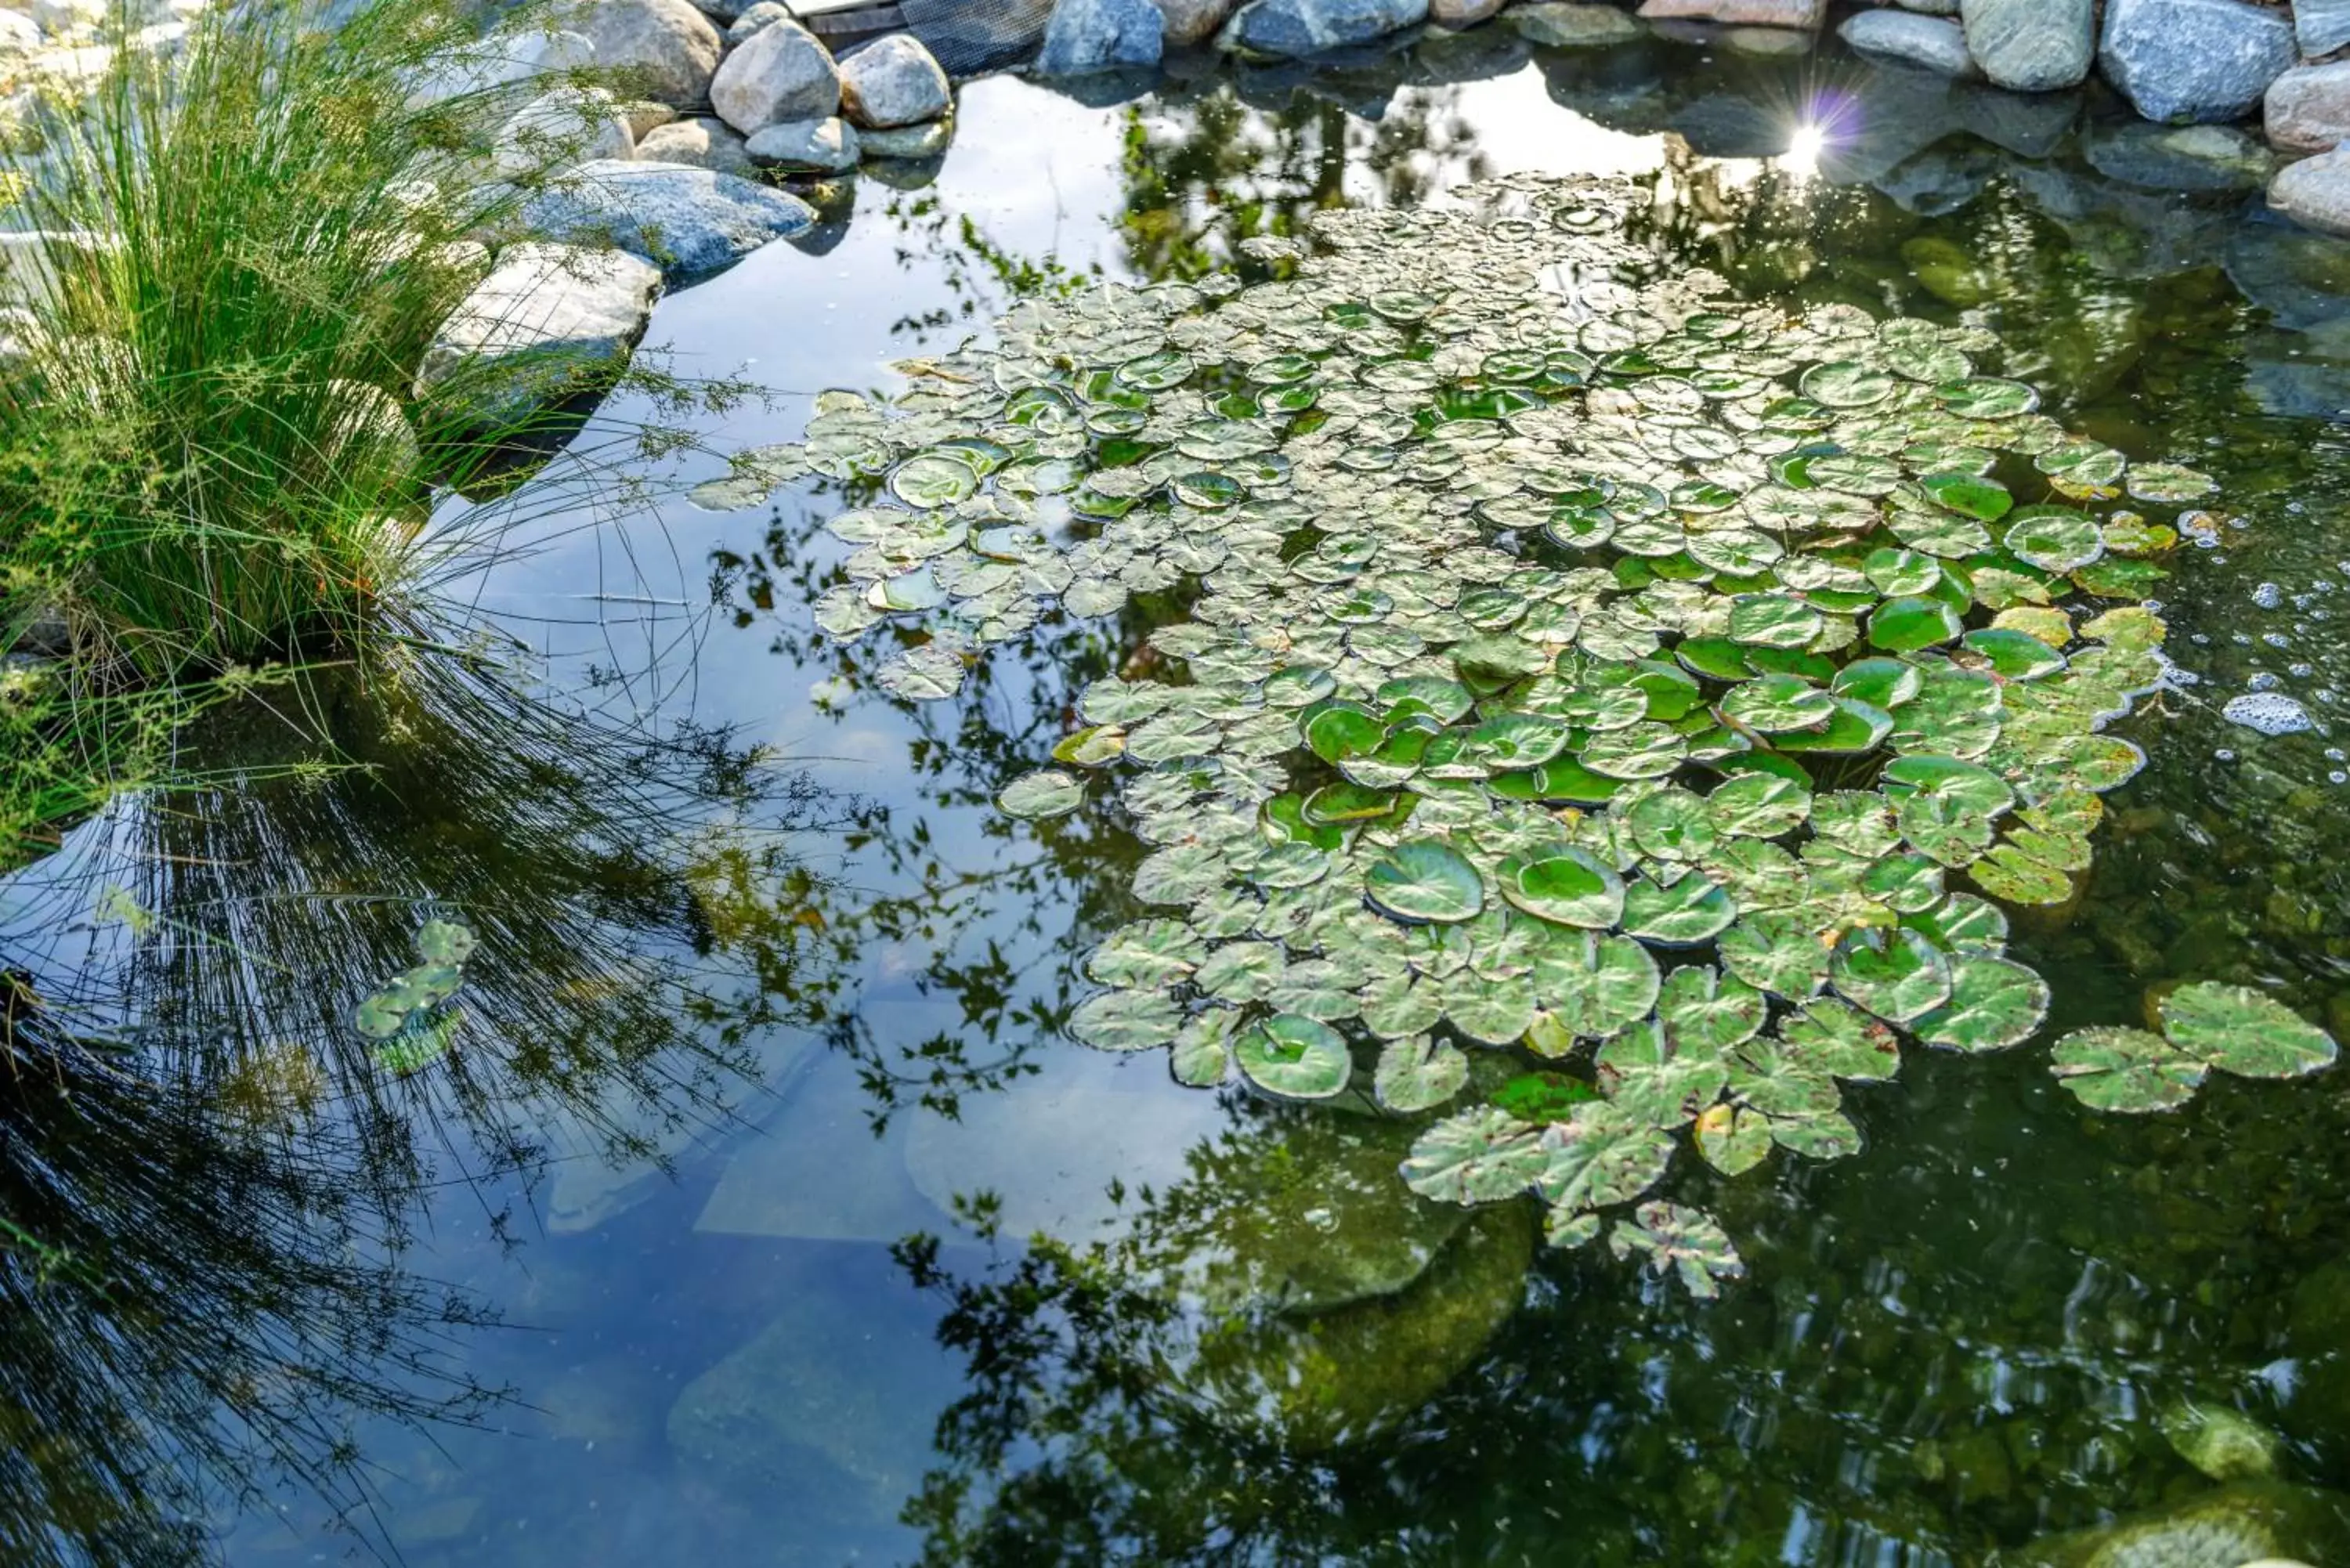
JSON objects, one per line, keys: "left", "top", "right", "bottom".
{"left": 1637, "top": 0, "right": 1824, "bottom": 27}
{"left": 520, "top": 159, "right": 816, "bottom": 277}
{"left": 1839, "top": 9, "right": 1976, "bottom": 77}
{"left": 2301, "top": 0, "right": 2350, "bottom": 60}
{"left": 1509, "top": 2, "right": 1642, "bottom": 46}
{"left": 1960, "top": 0, "right": 2092, "bottom": 92}
{"left": 2267, "top": 63, "right": 2350, "bottom": 155}
{"left": 414, "top": 243, "right": 660, "bottom": 426}
{"left": 1224, "top": 0, "right": 1430, "bottom": 56}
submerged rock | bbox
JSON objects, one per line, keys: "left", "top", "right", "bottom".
{"left": 2085, "top": 121, "right": 2272, "bottom": 193}
{"left": 1427, "top": 0, "right": 1502, "bottom": 28}
{"left": 414, "top": 243, "right": 660, "bottom": 427}
{"left": 859, "top": 115, "right": 953, "bottom": 159}
{"left": 1509, "top": 2, "right": 1643, "bottom": 47}
{"left": 520, "top": 159, "right": 815, "bottom": 276}
{"left": 1035, "top": 0, "right": 1164, "bottom": 73}
{"left": 709, "top": 17, "right": 841, "bottom": 134}
{"left": 667, "top": 1291, "right": 956, "bottom": 1530}
{"left": 1223, "top": 0, "right": 1429, "bottom": 57}
{"left": 837, "top": 34, "right": 951, "bottom": 128}
{"left": 2001, "top": 1481, "right": 2350, "bottom": 1567}
{"left": 1839, "top": 9, "right": 1974, "bottom": 77}
{"left": 2266, "top": 63, "right": 2350, "bottom": 157}
{"left": 1960, "top": 0, "right": 2092, "bottom": 93}
{"left": 2160, "top": 1400, "right": 2285, "bottom": 1482}
{"left": 2098, "top": 0, "right": 2294, "bottom": 126}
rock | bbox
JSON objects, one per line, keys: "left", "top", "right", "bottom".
{"left": 1428, "top": 0, "right": 1502, "bottom": 27}
{"left": 685, "top": 0, "right": 754, "bottom": 20}
{"left": 1158, "top": 0, "right": 1234, "bottom": 44}
{"left": 1636, "top": 0, "right": 1823, "bottom": 27}
{"left": 2300, "top": 0, "right": 2350, "bottom": 60}
{"left": 2161, "top": 1400, "right": 2287, "bottom": 1480}
{"left": 667, "top": 1292, "right": 957, "bottom": 1531}
{"left": 1222, "top": 0, "right": 1429, "bottom": 56}
{"left": 724, "top": 0, "right": 785, "bottom": 43}
{"left": 1958, "top": 0, "right": 2091, "bottom": 92}
{"left": 859, "top": 114, "right": 953, "bottom": 158}
{"left": 414, "top": 244, "right": 661, "bottom": 427}
{"left": 862, "top": 154, "right": 942, "bottom": 190}
{"left": 1896, "top": 0, "right": 1956, "bottom": 13}
{"left": 708, "top": 17, "right": 840, "bottom": 134}
{"left": 837, "top": 34, "right": 949, "bottom": 127}
{"left": 620, "top": 99, "right": 678, "bottom": 139}
{"left": 2267, "top": 64, "right": 2350, "bottom": 155}
{"left": 1036, "top": 0, "right": 1164, "bottom": 72}
{"left": 520, "top": 160, "right": 815, "bottom": 276}
{"left": 490, "top": 86, "right": 634, "bottom": 179}
{"left": 2085, "top": 121, "right": 2272, "bottom": 190}
{"left": 1839, "top": 9, "right": 1974, "bottom": 76}
{"left": 2004, "top": 1482, "right": 2350, "bottom": 1567}
{"left": 743, "top": 114, "right": 859, "bottom": 172}
{"left": 634, "top": 114, "right": 754, "bottom": 173}
{"left": 2272, "top": 146, "right": 2350, "bottom": 237}
{"left": 1137, "top": 1119, "right": 1537, "bottom": 1451}
{"left": 2228, "top": 211, "right": 2350, "bottom": 327}
{"left": 2098, "top": 0, "right": 2294, "bottom": 125}
{"left": 1723, "top": 23, "right": 1810, "bottom": 52}
{"left": 407, "top": 27, "right": 591, "bottom": 110}
{"left": 567, "top": 0, "right": 721, "bottom": 109}
{"left": 0, "top": 13, "right": 40, "bottom": 55}
{"left": 1509, "top": 1, "right": 1642, "bottom": 46}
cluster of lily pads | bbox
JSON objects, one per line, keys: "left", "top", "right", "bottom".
{"left": 728, "top": 175, "right": 2336, "bottom": 1294}
{"left": 352, "top": 917, "right": 477, "bottom": 1075}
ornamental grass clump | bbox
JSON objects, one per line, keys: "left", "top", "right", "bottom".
{"left": 0, "top": 0, "right": 591, "bottom": 674}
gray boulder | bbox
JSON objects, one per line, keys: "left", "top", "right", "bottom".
{"left": 2267, "top": 63, "right": 2350, "bottom": 155}
{"left": 837, "top": 34, "right": 949, "bottom": 128}
{"left": 2098, "top": 0, "right": 2294, "bottom": 125}
{"left": 1839, "top": 9, "right": 1975, "bottom": 76}
{"left": 724, "top": 1, "right": 786, "bottom": 44}
{"left": 568, "top": 0, "right": 721, "bottom": 109}
{"left": 414, "top": 244, "right": 661, "bottom": 426}
{"left": 620, "top": 99, "right": 678, "bottom": 139}
{"left": 2271, "top": 146, "right": 2350, "bottom": 237}
{"left": 1224, "top": 0, "right": 1428, "bottom": 56}
{"left": 1959, "top": 0, "right": 2091, "bottom": 93}
{"left": 407, "top": 27, "right": 592, "bottom": 110}
{"left": 1896, "top": 0, "right": 1955, "bottom": 13}
{"left": 1636, "top": 0, "right": 1824, "bottom": 25}
{"left": 744, "top": 115, "right": 859, "bottom": 172}
{"left": 1158, "top": 0, "right": 1234, "bottom": 44}
{"left": 709, "top": 17, "right": 840, "bottom": 133}
{"left": 520, "top": 159, "right": 815, "bottom": 276}
{"left": 634, "top": 114, "right": 754, "bottom": 173}
{"left": 490, "top": 86, "right": 634, "bottom": 178}
{"left": 0, "top": 13, "right": 42, "bottom": 56}
{"left": 2300, "top": 0, "right": 2350, "bottom": 60}
{"left": 1035, "top": 0, "right": 1163, "bottom": 73}
{"left": 2003, "top": 1481, "right": 2350, "bottom": 1567}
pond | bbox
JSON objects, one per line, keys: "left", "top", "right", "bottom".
{"left": 11, "top": 31, "right": 2350, "bottom": 1568}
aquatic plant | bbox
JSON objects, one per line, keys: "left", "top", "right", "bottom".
{"left": 698, "top": 174, "right": 2336, "bottom": 1292}
{"left": 0, "top": 0, "right": 635, "bottom": 672}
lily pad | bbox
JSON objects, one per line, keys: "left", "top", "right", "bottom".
{"left": 2048, "top": 1025, "right": 2207, "bottom": 1113}
{"left": 2158, "top": 983, "right": 2338, "bottom": 1080}
{"left": 1500, "top": 848, "right": 1626, "bottom": 929}
{"left": 1235, "top": 1013, "right": 1354, "bottom": 1100}
{"left": 1366, "top": 840, "right": 1485, "bottom": 924}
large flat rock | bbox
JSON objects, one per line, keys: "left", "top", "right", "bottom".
{"left": 519, "top": 159, "right": 815, "bottom": 277}
{"left": 415, "top": 242, "right": 661, "bottom": 426}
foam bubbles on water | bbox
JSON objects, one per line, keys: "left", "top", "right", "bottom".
{"left": 2252, "top": 582, "right": 2283, "bottom": 609}
{"left": 2221, "top": 692, "right": 2316, "bottom": 736}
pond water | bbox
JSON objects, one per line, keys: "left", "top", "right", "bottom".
{"left": 12, "top": 31, "right": 2350, "bottom": 1568}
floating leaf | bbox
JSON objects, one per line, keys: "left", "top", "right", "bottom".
{"left": 997, "top": 769, "right": 1086, "bottom": 821}
{"left": 1830, "top": 927, "right": 1951, "bottom": 1024}
{"left": 1609, "top": 1202, "right": 1744, "bottom": 1299}
{"left": 1401, "top": 1107, "right": 1546, "bottom": 1203}
{"left": 2158, "top": 983, "right": 2338, "bottom": 1081}
{"left": 1914, "top": 956, "right": 2050, "bottom": 1053}
{"left": 1366, "top": 840, "right": 1485, "bottom": 924}
{"left": 1500, "top": 848, "right": 1625, "bottom": 929}
{"left": 1235, "top": 1013, "right": 1354, "bottom": 1100}
{"left": 1374, "top": 1034, "right": 1470, "bottom": 1113}
{"left": 1070, "top": 989, "right": 1183, "bottom": 1052}
{"left": 2048, "top": 1025, "right": 2205, "bottom": 1113}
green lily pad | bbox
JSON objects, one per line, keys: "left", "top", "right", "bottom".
{"left": 1830, "top": 927, "right": 1951, "bottom": 1024}
{"left": 1366, "top": 840, "right": 1485, "bottom": 924}
{"left": 2005, "top": 507, "right": 2104, "bottom": 573}
{"left": 1622, "top": 873, "right": 1737, "bottom": 947}
{"left": 1401, "top": 1107, "right": 1547, "bottom": 1204}
{"left": 1609, "top": 1201, "right": 1744, "bottom": 1299}
{"left": 1374, "top": 1034, "right": 1470, "bottom": 1113}
{"left": 1869, "top": 597, "right": 1963, "bottom": 654}
{"left": 1235, "top": 1013, "right": 1354, "bottom": 1100}
{"left": 2048, "top": 1025, "right": 2207, "bottom": 1113}
{"left": 1070, "top": 988, "right": 1184, "bottom": 1052}
{"left": 1500, "top": 848, "right": 1626, "bottom": 929}
{"left": 2158, "top": 983, "right": 2338, "bottom": 1080}
{"left": 1914, "top": 956, "right": 2050, "bottom": 1053}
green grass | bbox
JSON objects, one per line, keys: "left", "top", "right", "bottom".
{"left": 0, "top": 0, "right": 582, "bottom": 675}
